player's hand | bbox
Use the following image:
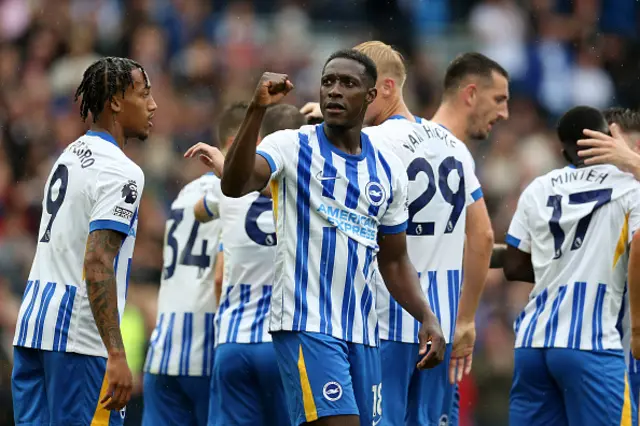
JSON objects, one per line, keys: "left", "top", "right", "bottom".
{"left": 252, "top": 72, "right": 294, "bottom": 108}
{"left": 578, "top": 123, "right": 638, "bottom": 172}
{"left": 101, "top": 353, "right": 132, "bottom": 411}
{"left": 416, "top": 311, "right": 446, "bottom": 370}
{"left": 300, "top": 102, "right": 323, "bottom": 124}
{"left": 449, "top": 320, "right": 475, "bottom": 384}
{"left": 184, "top": 142, "right": 225, "bottom": 177}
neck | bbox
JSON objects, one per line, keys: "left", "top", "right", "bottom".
{"left": 92, "top": 120, "right": 126, "bottom": 150}
{"left": 431, "top": 100, "right": 469, "bottom": 142}
{"left": 323, "top": 122, "right": 363, "bottom": 155}
{"left": 374, "top": 94, "right": 414, "bottom": 125}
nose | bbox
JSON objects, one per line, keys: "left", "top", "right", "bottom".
{"left": 498, "top": 105, "right": 509, "bottom": 121}
{"left": 149, "top": 96, "right": 158, "bottom": 112}
{"left": 328, "top": 82, "right": 342, "bottom": 98}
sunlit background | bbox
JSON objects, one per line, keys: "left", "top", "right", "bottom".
{"left": 0, "top": 0, "right": 638, "bottom": 424}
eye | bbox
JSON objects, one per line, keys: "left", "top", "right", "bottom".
{"left": 345, "top": 80, "right": 355, "bottom": 88}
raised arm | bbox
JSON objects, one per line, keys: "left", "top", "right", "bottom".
{"left": 377, "top": 232, "right": 446, "bottom": 369}
{"left": 84, "top": 229, "right": 132, "bottom": 410}
{"left": 223, "top": 73, "right": 293, "bottom": 197}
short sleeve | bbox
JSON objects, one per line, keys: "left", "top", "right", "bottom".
{"left": 379, "top": 165, "right": 409, "bottom": 235}
{"left": 256, "top": 130, "right": 297, "bottom": 180}
{"left": 506, "top": 183, "right": 534, "bottom": 253}
{"left": 89, "top": 163, "right": 144, "bottom": 236}
{"left": 627, "top": 186, "right": 640, "bottom": 244}
{"left": 203, "top": 179, "right": 221, "bottom": 219}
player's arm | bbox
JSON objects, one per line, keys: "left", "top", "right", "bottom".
{"left": 578, "top": 123, "right": 640, "bottom": 180}
{"left": 377, "top": 232, "right": 446, "bottom": 369}
{"left": 503, "top": 246, "right": 535, "bottom": 283}
{"left": 502, "top": 183, "right": 535, "bottom": 283}
{"left": 490, "top": 243, "right": 507, "bottom": 268}
{"left": 214, "top": 248, "right": 224, "bottom": 310}
{"left": 186, "top": 73, "right": 293, "bottom": 198}
{"left": 449, "top": 198, "right": 493, "bottom": 383}
{"left": 87, "top": 165, "right": 142, "bottom": 411}
{"left": 84, "top": 229, "right": 132, "bottom": 410}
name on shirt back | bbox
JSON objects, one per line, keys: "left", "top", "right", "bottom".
{"left": 551, "top": 168, "right": 609, "bottom": 187}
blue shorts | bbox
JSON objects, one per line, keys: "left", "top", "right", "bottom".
{"left": 272, "top": 331, "right": 381, "bottom": 426}
{"left": 208, "top": 343, "right": 288, "bottom": 426}
{"left": 12, "top": 346, "right": 125, "bottom": 426}
{"left": 510, "top": 348, "right": 633, "bottom": 426}
{"left": 380, "top": 341, "right": 458, "bottom": 426}
{"left": 142, "top": 373, "right": 210, "bottom": 426}
{"left": 629, "top": 371, "right": 640, "bottom": 426}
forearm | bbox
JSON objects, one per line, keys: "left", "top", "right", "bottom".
{"left": 379, "top": 257, "right": 431, "bottom": 322}
{"left": 221, "top": 104, "right": 267, "bottom": 197}
{"left": 458, "top": 231, "right": 493, "bottom": 323}
{"left": 490, "top": 243, "right": 507, "bottom": 268}
{"left": 85, "top": 260, "right": 125, "bottom": 355}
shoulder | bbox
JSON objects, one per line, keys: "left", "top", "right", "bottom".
{"left": 372, "top": 143, "right": 405, "bottom": 181}
{"left": 261, "top": 127, "right": 306, "bottom": 147}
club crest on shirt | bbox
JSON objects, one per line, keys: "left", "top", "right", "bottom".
{"left": 365, "top": 181, "right": 385, "bottom": 207}
{"left": 121, "top": 180, "right": 138, "bottom": 204}
{"left": 439, "top": 414, "right": 448, "bottom": 426}
{"left": 323, "top": 381, "right": 343, "bottom": 401}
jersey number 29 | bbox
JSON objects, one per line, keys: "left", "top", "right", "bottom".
{"left": 406, "top": 157, "right": 465, "bottom": 236}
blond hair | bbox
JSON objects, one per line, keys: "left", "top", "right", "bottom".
{"left": 353, "top": 41, "right": 406, "bottom": 87}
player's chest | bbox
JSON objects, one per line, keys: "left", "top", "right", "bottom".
{"left": 302, "top": 153, "right": 392, "bottom": 220}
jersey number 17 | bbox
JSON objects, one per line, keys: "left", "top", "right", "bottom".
{"left": 547, "top": 188, "right": 612, "bottom": 259}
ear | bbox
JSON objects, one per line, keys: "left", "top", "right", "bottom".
{"left": 380, "top": 77, "right": 395, "bottom": 98}
{"left": 366, "top": 87, "right": 377, "bottom": 105}
{"left": 110, "top": 95, "right": 122, "bottom": 114}
{"left": 462, "top": 83, "right": 477, "bottom": 107}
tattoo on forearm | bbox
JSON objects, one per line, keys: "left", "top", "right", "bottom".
{"left": 85, "top": 229, "right": 125, "bottom": 352}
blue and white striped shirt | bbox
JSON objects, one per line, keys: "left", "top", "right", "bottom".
{"left": 507, "top": 165, "right": 640, "bottom": 351}
{"left": 14, "top": 131, "right": 143, "bottom": 358}
{"left": 203, "top": 181, "right": 276, "bottom": 345}
{"left": 144, "top": 175, "right": 221, "bottom": 376}
{"left": 256, "top": 124, "right": 409, "bottom": 346}
{"left": 366, "top": 117, "right": 482, "bottom": 344}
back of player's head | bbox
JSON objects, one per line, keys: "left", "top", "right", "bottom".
{"left": 353, "top": 41, "right": 406, "bottom": 87}
{"left": 217, "top": 102, "right": 249, "bottom": 153}
{"left": 602, "top": 107, "right": 640, "bottom": 133}
{"left": 260, "top": 104, "right": 306, "bottom": 138}
{"left": 443, "top": 52, "right": 509, "bottom": 96}
{"left": 74, "top": 57, "right": 149, "bottom": 123}
{"left": 557, "top": 106, "right": 609, "bottom": 166}
{"left": 323, "top": 49, "right": 378, "bottom": 88}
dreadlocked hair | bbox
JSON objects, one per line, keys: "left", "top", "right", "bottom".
{"left": 74, "top": 57, "right": 148, "bottom": 123}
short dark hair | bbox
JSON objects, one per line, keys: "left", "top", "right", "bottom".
{"left": 323, "top": 49, "right": 377, "bottom": 88}
{"left": 557, "top": 106, "right": 609, "bottom": 148}
{"left": 443, "top": 52, "right": 509, "bottom": 93}
{"left": 602, "top": 107, "right": 640, "bottom": 133}
{"left": 74, "top": 57, "right": 149, "bottom": 123}
{"left": 217, "top": 102, "right": 249, "bottom": 146}
{"left": 260, "top": 104, "right": 306, "bottom": 138}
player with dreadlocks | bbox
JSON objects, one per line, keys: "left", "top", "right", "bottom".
{"left": 11, "top": 57, "right": 156, "bottom": 426}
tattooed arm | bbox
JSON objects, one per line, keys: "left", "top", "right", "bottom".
{"left": 84, "top": 229, "right": 126, "bottom": 353}
{"left": 84, "top": 229, "right": 132, "bottom": 410}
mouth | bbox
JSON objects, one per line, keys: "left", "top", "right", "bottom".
{"left": 148, "top": 114, "right": 154, "bottom": 128}
{"left": 325, "top": 102, "right": 346, "bottom": 114}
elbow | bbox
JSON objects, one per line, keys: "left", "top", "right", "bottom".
{"left": 83, "top": 253, "right": 113, "bottom": 282}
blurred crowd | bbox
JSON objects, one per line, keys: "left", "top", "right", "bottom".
{"left": 0, "top": 0, "right": 639, "bottom": 425}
